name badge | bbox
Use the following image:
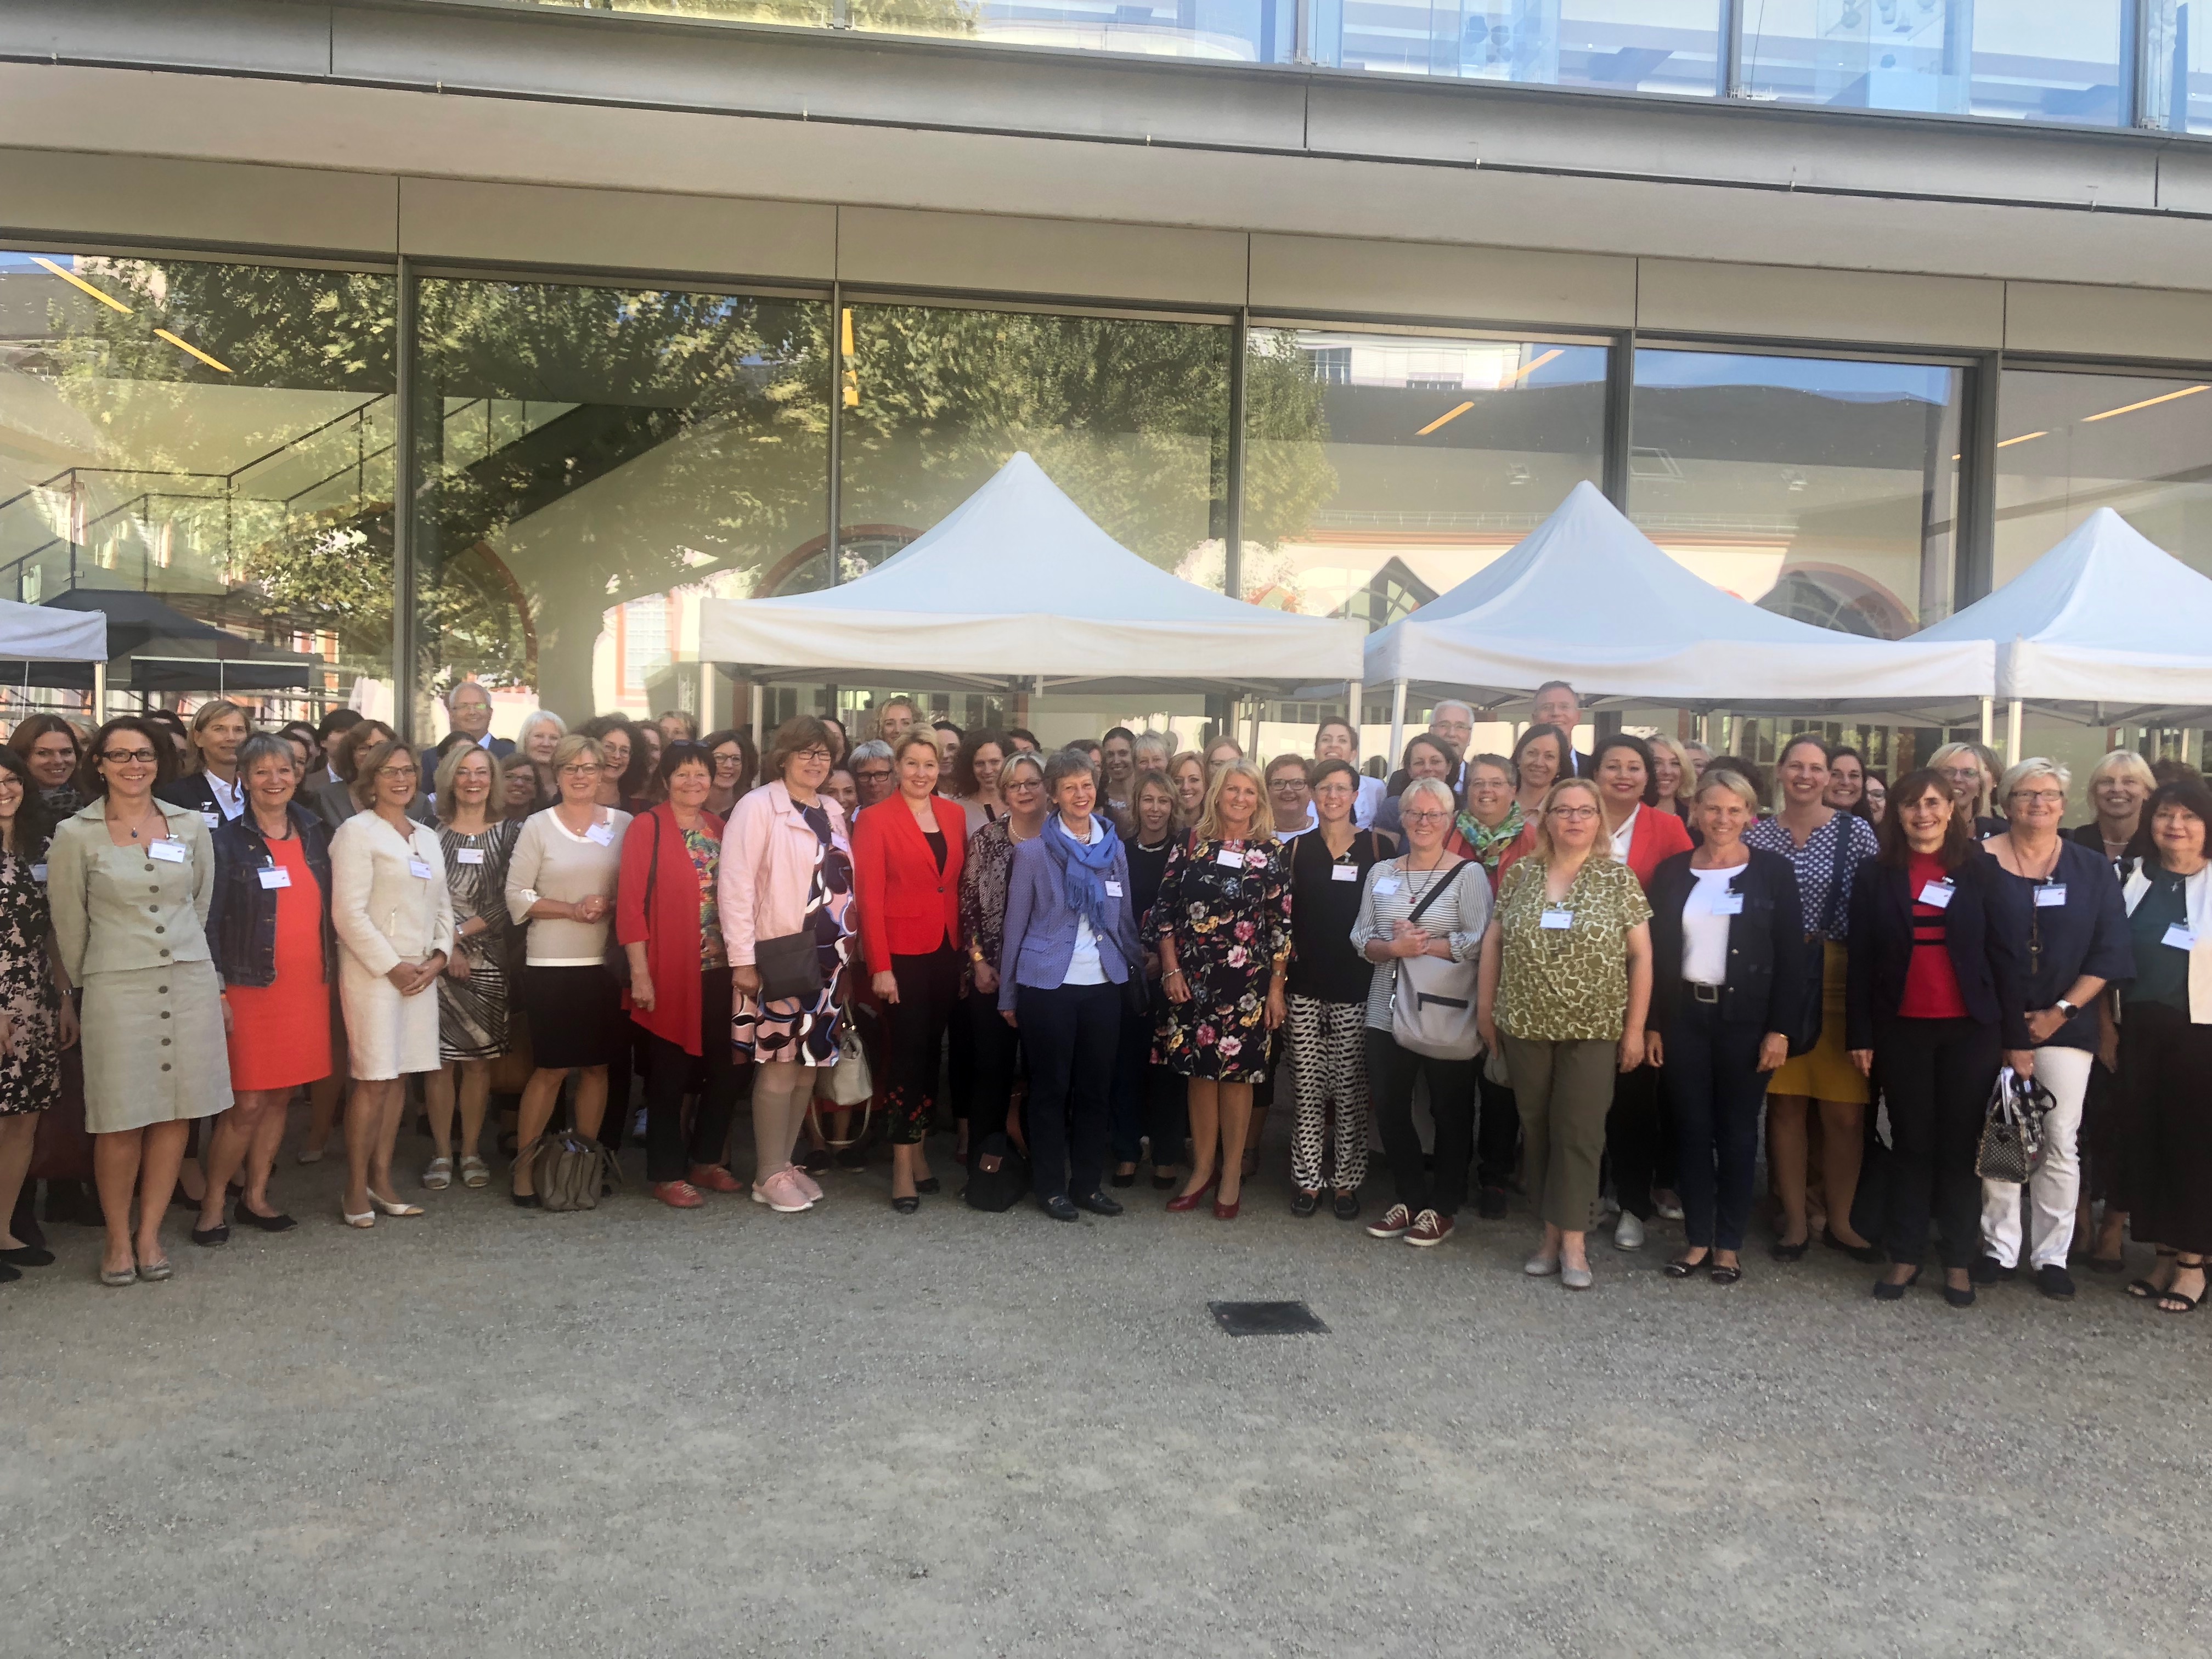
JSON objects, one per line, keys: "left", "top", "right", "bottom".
{"left": 1541, "top": 909, "right": 1574, "bottom": 930}
{"left": 200, "top": 809, "right": 221, "bottom": 829}
{"left": 1711, "top": 891, "right": 1745, "bottom": 916}
{"left": 1917, "top": 879, "right": 1955, "bottom": 909}
{"left": 29, "top": 862, "right": 46, "bottom": 883}
{"left": 2035, "top": 884, "right": 2067, "bottom": 907}
{"left": 456, "top": 847, "right": 486, "bottom": 865}
{"left": 1331, "top": 864, "right": 1361, "bottom": 883}
{"left": 409, "top": 857, "right": 435, "bottom": 879}
{"left": 1373, "top": 877, "right": 1401, "bottom": 896}
{"left": 257, "top": 865, "right": 291, "bottom": 890}
{"left": 1104, "top": 880, "right": 1124, "bottom": 898}
{"left": 149, "top": 839, "right": 187, "bottom": 864}
{"left": 2164, "top": 922, "right": 2198, "bottom": 951}
{"left": 586, "top": 822, "right": 614, "bottom": 847}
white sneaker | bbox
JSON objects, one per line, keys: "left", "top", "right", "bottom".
{"left": 1613, "top": 1211, "right": 1645, "bottom": 1251}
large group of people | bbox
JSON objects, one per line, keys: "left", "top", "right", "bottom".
{"left": 0, "top": 684, "right": 2204, "bottom": 1321}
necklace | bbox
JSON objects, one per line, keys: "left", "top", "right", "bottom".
{"left": 109, "top": 800, "right": 161, "bottom": 842}
{"left": 2008, "top": 836, "right": 2062, "bottom": 882}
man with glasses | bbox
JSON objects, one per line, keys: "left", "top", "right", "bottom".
{"left": 1532, "top": 681, "right": 1595, "bottom": 778}
{"left": 847, "top": 740, "right": 896, "bottom": 814}
{"left": 1387, "top": 699, "right": 1480, "bottom": 798}
{"left": 425, "top": 682, "right": 512, "bottom": 794}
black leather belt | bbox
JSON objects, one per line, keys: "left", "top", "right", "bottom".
{"left": 1690, "top": 983, "right": 1722, "bottom": 1003}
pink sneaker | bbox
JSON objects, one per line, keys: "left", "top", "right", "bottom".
{"left": 751, "top": 1168, "right": 814, "bottom": 1212}
{"left": 789, "top": 1167, "right": 825, "bottom": 1204}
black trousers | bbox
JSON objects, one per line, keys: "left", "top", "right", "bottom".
{"left": 1018, "top": 980, "right": 1122, "bottom": 1200}
{"left": 1874, "top": 1014, "right": 2000, "bottom": 1269}
{"left": 1475, "top": 1071, "right": 1521, "bottom": 1192}
{"left": 965, "top": 986, "right": 1023, "bottom": 1144}
{"left": 1660, "top": 996, "right": 1768, "bottom": 1252}
{"left": 884, "top": 946, "right": 963, "bottom": 1145}
{"left": 2120, "top": 1001, "right": 2212, "bottom": 1255}
{"left": 1109, "top": 980, "right": 1180, "bottom": 1166}
{"left": 1605, "top": 1062, "right": 1664, "bottom": 1221}
{"left": 1367, "top": 1028, "right": 1478, "bottom": 1218}
{"left": 642, "top": 965, "right": 747, "bottom": 1184}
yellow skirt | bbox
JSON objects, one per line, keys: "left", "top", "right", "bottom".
{"left": 1767, "top": 940, "right": 1868, "bottom": 1105}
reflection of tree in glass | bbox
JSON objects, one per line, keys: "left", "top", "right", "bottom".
{"left": 1240, "top": 329, "right": 1338, "bottom": 554}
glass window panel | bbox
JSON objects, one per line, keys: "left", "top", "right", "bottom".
{"left": 2153, "top": 2, "right": 2212, "bottom": 133}
{"left": 1628, "top": 348, "right": 1963, "bottom": 637}
{"left": 1743, "top": 1, "right": 2126, "bottom": 126}
{"left": 838, "top": 301, "right": 1229, "bottom": 576}
{"left": 1242, "top": 330, "right": 1607, "bottom": 625}
{"left": 0, "top": 251, "right": 394, "bottom": 723}
{"left": 1323, "top": 0, "right": 1721, "bottom": 95}
{"left": 413, "top": 279, "right": 829, "bottom": 730}
{"left": 1994, "top": 368, "right": 2212, "bottom": 585}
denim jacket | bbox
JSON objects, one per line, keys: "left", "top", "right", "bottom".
{"left": 206, "top": 804, "right": 336, "bottom": 989}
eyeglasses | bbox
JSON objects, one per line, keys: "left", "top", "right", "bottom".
{"left": 1941, "top": 766, "right": 1983, "bottom": 781}
{"left": 375, "top": 764, "right": 419, "bottom": 779}
{"left": 1549, "top": 805, "right": 1600, "bottom": 821}
{"left": 1004, "top": 777, "right": 1044, "bottom": 792}
{"left": 100, "top": 748, "right": 158, "bottom": 765}
{"left": 854, "top": 767, "right": 891, "bottom": 782}
{"left": 796, "top": 748, "right": 833, "bottom": 764}
{"left": 1401, "top": 809, "right": 1451, "bottom": 823}
{"left": 1269, "top": 780, "right": 1306, "bottom": 792}
{"left": 2010, "top": 789, "right": 2066, "bottom": 805}
{"left": 558, "top": 763, "right": 601, "bottom": 777}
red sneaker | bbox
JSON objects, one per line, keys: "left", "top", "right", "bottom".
{"left": 652, "top": 1180, "right": 704, "bottom": 1210}
{"left": 1406, "top": 1209, "right": 1454, "bottom": 1248}
{"left": 1367, "top": 1203, "right": 1412, "bottom": 1240}
{"left": 687, "top": 1164, "right": 743, "bottom": 1194}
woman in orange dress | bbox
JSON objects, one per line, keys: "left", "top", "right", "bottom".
{"left": 198, "top": 734, "right": 335, "bottom": 1243}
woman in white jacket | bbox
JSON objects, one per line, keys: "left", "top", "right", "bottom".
{"left": 330, "top": 738, "right": 454, "bottom": 1229}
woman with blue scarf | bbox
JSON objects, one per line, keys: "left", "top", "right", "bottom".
{"left": 997, "top": 750, "right": 1144, "bottom": 1221}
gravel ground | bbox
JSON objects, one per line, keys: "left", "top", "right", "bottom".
{"left": 4, "top": 1123, "right": 2208, "bottom": 1659}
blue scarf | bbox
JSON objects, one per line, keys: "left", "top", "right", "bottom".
{"left": 1050, "top": 812, "right": 1119, "bottom": 946}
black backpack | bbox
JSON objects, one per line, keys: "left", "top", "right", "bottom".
{"left": 962, "top": 1132, "right": 1032, "bottom": 1213}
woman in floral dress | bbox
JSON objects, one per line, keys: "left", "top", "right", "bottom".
{"left": 1153, "top": 758, "right": 1291, "bottom": 1220}
{"left": 0, "top": 746, "right": 71, "bottom": 1283}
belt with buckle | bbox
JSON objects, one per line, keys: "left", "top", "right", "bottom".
{"left": 1690, "top": 982, "right": 1722, "bottom": 1003}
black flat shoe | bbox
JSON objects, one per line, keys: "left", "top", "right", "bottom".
{"left": 1943, "top": 1282, "right": 1976, "bottom": 1308}
{"left": 914, "top": 1176, "right": 941, "bottom": 1195}
{"left": 1151, "top": 1170, "right": 1178, "bottom": 1191}
{"left": 0, "top": 1245, "right": 55, "bottom": 1267}
{"left": 834, "top": 1147, "right": 869, "bottom": 1171}
{"left": 1039, "top": 1194, "right": 1079, "bottom": 1222}
{"left": 234, "top": 1207, "right": 297, "bottom": 1233}
{"left": 1291, "top": 1189, "right": 1320, "bottom": 1218}
{"left": 1333, "top": 1191, "right": 1361, "bottom": 1221}
{"left": 1109, "top": 1169, "right": 1136, "bottom": 1188}
{"left": 0, "top": 1260, "right": 19, "bottom": 1284}
{"left": 1822, "top": 1230, "right": 1882, "bottom": 1265}
{"left": 1074, "top": 1191, "right": 1124, "bottom": 1217}
{"left": 189, "top": 1223, "right": 230, "bottom": 1248}
{"left": 1709, "top": 1262, "right": 1743, "bottom": 1285}
{"left": 511, "top": 1192, "right": 540, "bottom": 1209}
{"left": 1873, "top": 1268, "right": 1922, "bottom": 1301}
{"left": 1770, "top": 1236, "right": 1810, "bottom": 1262}
{"left": 1663, "top": 1254, "right": 1708, "bottom": 1279}
{"left": 1476, "top": 1186, "right": 1508, "bottom": 1221}
{"left": 2037, "top": 1264, "right": 2078, "bottom": 1300}
{"left": 1970, "top": 1255, "right": 2015, "bottom": 1285}
{"left": 891, "top": 1195, "right": 921, "bottom": 1215}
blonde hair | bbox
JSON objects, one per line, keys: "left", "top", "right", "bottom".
{"left": 549, "top": 732, "right": 605, "bottom": 795}
{"left": 1696, "top": 768, "right": 1761, "bottom": 816}
{"left": 1645, "top": 733, "right": 1696, "bottom": 800}
{"left": 435, "top": 738, "right": 509, "bottom": 825}
{"left": 2089, "top": 749, "right": 2155, "bottom": 793}
{"left": 1194, "top": 757, "right": 1276, "bottom": 844}
{"left": 1530, "top": 777, "right": 1609, "bottom": 866}
{"left": 1167, "top": 749, "right": 1207, "bottom": 828}
{"left": 187, "top": 698, "right": 249, "bottom": 775}
{"left": 348, "top": 738, "right": 417, "bottom": 809}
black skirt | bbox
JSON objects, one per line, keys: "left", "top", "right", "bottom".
{"left": 522, "top": 963, "right": 629, "bottom": 1069}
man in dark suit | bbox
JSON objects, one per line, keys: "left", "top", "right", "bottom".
{"left": 1533, "top": 680, "right": 1595, "bottom": 777}
{"left": 421, "top": 681, "right": 515, "bottom": 793}
{"left": 1385, "top": 698, "right": 1477, "bottom": 798}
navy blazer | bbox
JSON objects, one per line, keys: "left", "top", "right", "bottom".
{"left": 1992, "top": 837, "right": 2135, "bottom": 1052}
{"left": 1846, "top": 848, "right": 2033, "bottom": 1050}
{"left": 1644, "top": 847, "right": 1810, "bottom": 1037}
{"left": 997, "top": 819, "right": 1142, "bottom": 1011}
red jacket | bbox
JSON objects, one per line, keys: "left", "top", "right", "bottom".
{"left": 1492, "top": 802, "right": 1690, "bottom": 892}
{"left": 614, "top": 802, "right": 726, "bottom": 1054}
{"left": 851, "top": 794, "right": 966, "bottom": 974}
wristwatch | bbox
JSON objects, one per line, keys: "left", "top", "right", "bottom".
{"left": 2053, "top": 998, "right": 2079, "bottom": 1019}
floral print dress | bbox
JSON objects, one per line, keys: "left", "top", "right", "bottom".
{"left": 1151, "top": 835, "right": 1293, "bottom": 1082}
{"left": 0, "top": 846, "right": 60, "bottom": 1116}
{"left": 733, "top": 802, "right": 854, "bottom": 1066}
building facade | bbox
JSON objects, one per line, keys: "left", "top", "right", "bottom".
{"left": 3, "top": 1, "right": 2210, "bottom": 779}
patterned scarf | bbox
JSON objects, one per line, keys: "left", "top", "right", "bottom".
{"left": 1456, "top": 802, "right": 1525, "bottom": 868}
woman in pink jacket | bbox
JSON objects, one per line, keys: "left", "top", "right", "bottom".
{"left": 718, "top": 717, "right": 853, "bottom": 1215}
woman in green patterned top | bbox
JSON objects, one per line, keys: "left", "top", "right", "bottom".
{"left": 1478, "top": 776, "right": 1652, "bottom": 1290}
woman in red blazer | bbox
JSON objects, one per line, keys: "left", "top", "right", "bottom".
{"left": 851, "top": 731, "right": 967, "bottom": 1212}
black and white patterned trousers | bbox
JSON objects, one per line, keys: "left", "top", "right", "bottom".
{"left": 1288, "top": 994, "right": 1370, "bottom": 1193}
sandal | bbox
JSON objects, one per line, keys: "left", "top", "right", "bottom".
{"left": 2126, "top": 1249, "right": 2179, "bottom": 1300}
{"left": 2154, "top": 1262, "right": 2207, "bottom": 1314}
{"left": 422, "top": 1157, "right": 453, "bottom": 1191}
{"left": 459, "top": 1155, "right": 491, "bottom": 1189}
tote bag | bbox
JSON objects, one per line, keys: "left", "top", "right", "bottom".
{"left": 1389, "top": 862, "right": 1481, "bottom": 1060}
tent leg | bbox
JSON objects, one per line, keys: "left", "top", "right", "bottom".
{"left": 1389, "top": 679, "right": 1407, "bottom": 766}
{"left": 1346, "top": 678, "right": 1362, "bottom": 762}
{"left": 1247, "top": 697, "right": 1261, "bottom": 757}
{"left": 92, "top": 661, "right": 106, "bottom": 726}
{"left": 748, "top": 681, "right": 763, "bottom": 753}
{"left": 2006, "top": 698, "right": 2023, "bottom": 764}
{"left": 1979, "top": 696, "right": 1994, "bottom": 747}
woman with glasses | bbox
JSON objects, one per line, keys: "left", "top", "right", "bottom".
{"left": 1288, "top": 758, "right": 1385, "bottom": 1221}
{"left": 8, "top": 713, "right": 83, "bottom": 817}
{"left": 1972, "top": 759, "right": 2131, "bottom": 1301}
{"left": 1477, "top": 777, "right": 1653, "bottom": 1290}
{"left": 847, "top": 741, "right": 896, "bottom": 815}
{"left": 330, "top": 738, "right": 453, "bottom": 1229}
{"left": 422, "top": 743, "right": 520, "bottom": 1193}
{"left": 1154, "top": 758, "right": 1291, "bottom": 1221}
{"left": 700, "top": 727, "right": 758, "bottom": 819}
{"left": 1928, "top": 741, "right": 2006, "bottom": 840}
{"left": 312, "top": 720, "right": 431, "bottom": 830}
{"left": 1747, "top": 735, "right": 1883, "bottom": 1262}
{"left": 1451, "top": 751, "right": 1528, "bottom": 1217}
{"left": 49, "top": 716, "right": 229, "bottom": 1285}
{"left": 503, "top": 733, "right": 630, "bottom": 1206}
{"left": 958, "top": 751, "right": 1047, "bottom": 1166}
{"left": 1509, "top": 723, "right": 1570, "bottom": 821}
{"left": 721, "top": 718, "right": 854, "bottom": 1215}
{"left": 579, "top": 717, "right": 648, "bottom": 816}
{"left": 1374, "top": 733, "right": 1459, "bottom": 842}
{"left": 0, "top": 747, "right": 71, "bottom": 1286}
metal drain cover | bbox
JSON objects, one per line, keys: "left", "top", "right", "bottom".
{"left": 1209, "top": 1300, "right": 1328, "bottom": 1336}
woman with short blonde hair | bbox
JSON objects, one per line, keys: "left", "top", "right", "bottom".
{"left": 2075, "top": 749, "right": 2156, "bottom": 866}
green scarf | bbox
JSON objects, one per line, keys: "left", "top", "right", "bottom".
{"left": 1455, "top": 801, "right": 1524, "bottom": 868}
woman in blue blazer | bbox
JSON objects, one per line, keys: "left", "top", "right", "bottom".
{"left": 998, "top": 749, "right": 1143, "bottom": 1222}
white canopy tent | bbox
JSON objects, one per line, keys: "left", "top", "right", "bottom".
{"left": 1910, "top": 507, "right": 2212, "bottom": 755}
{"left": 698, "top": 452, "right": 1368, "bottom": 726}
{"left": 1360, "top": 482, "right": 1996, "bottom": 754}
{"left": 0, "top": 594, "right": 111, "bottom": 706}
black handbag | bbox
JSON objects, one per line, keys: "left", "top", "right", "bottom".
{"left": 1975, "top": 1068, "right": 2054, "bottom": 1184}
{"left": 962, "top": 1131, "right": 1032, "bottom": 1212}
{"left": 753, "top": 928, "right": 823, "bottom": 1004}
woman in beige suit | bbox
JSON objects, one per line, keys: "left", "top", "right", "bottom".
{"left": 330, "top": 738, "right": 454, "bottom": 1229}
{"left": 48, "top": 714, "right": 230, "bottom": 1286}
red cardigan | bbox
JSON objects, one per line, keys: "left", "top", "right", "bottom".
{"left": 1492, "top": 802, "right": 1690, "bottom": 891}
{"left": 851, "top": 794, "right": 966, "bottom": 974}
{"left": 614, "top": 802, "right": 727, "bottom": 1054}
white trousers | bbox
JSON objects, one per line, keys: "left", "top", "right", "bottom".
{"left": 1979, "top": 1044, "right": 2092, "bottom": 1271}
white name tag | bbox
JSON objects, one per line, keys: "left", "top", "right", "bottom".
{"left": 1214, "top": 847, "right": 1243, "bottom": 868}
{"left": 257, "top": 865, "right": 291, "bottom": 890}
{"left": 29, "top": 862, "right": 46, "bottom": 883}
{"left": 149, "top": 839, "right": 187, "bottom": 864}
{"left": 2164, "top": 922, "right": 2198, "bottom": 951}
{"left": 1104, "top": 880, "right": 1124, "bottom": 898}
{"left": 2035, "top": 884, "right": 2067, "bottom": 907}
{"left": 1373, "top": 876, "right": 1401, "bottom": 896}
{"left": 1917, "top": 879, "right": 1955, "bottom": 909}
{"left": 200, "top": 809, "right": 220, "bottom": 828}
{"left": 1331, "top": 864, "right": 1361, "bottom": 883}
{"left": 1711, "top": 891, "right": 1744, "bottom": 916}
{"left": 456, "top": 847, "right": 486, "bottom": 865}
{"left": 586, "top": 823, "right": 614, "bottom": 847}
{"left": 409, "top": 857, "right": 435, "bottom": 879}
{"left": 1541, "top": 910, "right": 1574, "bottom": 930}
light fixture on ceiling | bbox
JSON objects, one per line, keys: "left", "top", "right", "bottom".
{"left": 2080, "top": 383, "right": 2208, "bottom": 422}
{"left": 1995, "top": 431, "right": 2047, "bottom": 449}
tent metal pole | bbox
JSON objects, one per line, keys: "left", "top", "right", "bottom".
{"left": 748, "top": 681, "right": 763, "bottom": 753}
{"left": 92, "top": 661, "right": 106, "bottom": 724}
{"left": 1247, "top": 696, "right": 1261, "bottom": 757}
{"left": 1346, "top": 678, "right": 1362, "bottom": 759}
{"left": 2006, "top": 697, "right": 2023, "bottom": 763}
{"left": 1389, "top": 678, "right": 1407, "bottom": 763}
{"left": 1979, "top": 696, "right": 1994, "bottom": 746}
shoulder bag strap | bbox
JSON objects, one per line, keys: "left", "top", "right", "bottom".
{"left": 1403, "top": 858, "right": 1468, "bottom": 929}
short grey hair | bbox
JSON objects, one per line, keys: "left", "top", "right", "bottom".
{"left": 444, "top": 681, "right": 493, "bottom": 710}
{"left": 1043, "top": 748, "right": 1096, "bottom": 795}
{"left": 515, "top": 709, "right": 565, "bottom": 749}
{"left": 1431, "top": 699, "right": 1475, "bottom": 724}
{"left": 2089, "top": 749, "right": 2155, "bottom": 792}
{"left": 1131, "top": 731, "right": 1172, "bottom": 769}
{"left": 848, "top": 738, "right": 894, "bottom": 768}
{"left": 1401, "top": 776, "right": 1457, "bottom": 819}
{"left": 999, "top": 750, "right": 1046, "bottom": 789}
{"left": 235, "top": 732, "right": 297, "bottom": 781}
{"left": 1999, "top": 757, "right": 2072, "bottom": 804}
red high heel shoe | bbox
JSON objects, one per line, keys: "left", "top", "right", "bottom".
{"left": 1212, "top": 1191, "right": 1241, "bottom": 1221}
{"left": 1166, "top": 1172, "right": 1220, "bottom": 1213}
